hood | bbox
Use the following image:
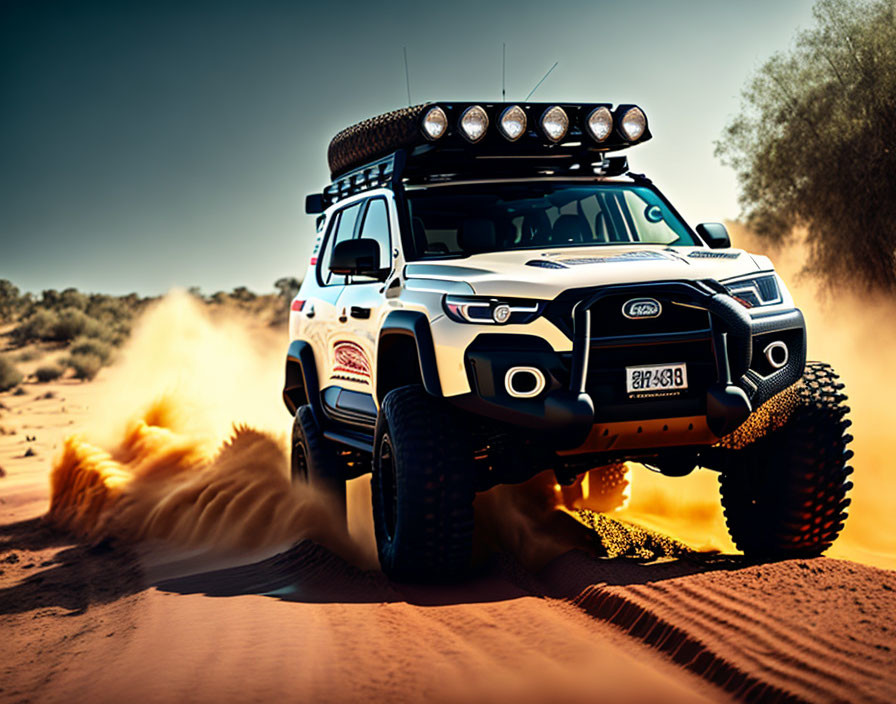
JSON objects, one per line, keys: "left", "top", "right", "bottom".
{"left": 404, "top": 245, "right": 768, "bottom": 299}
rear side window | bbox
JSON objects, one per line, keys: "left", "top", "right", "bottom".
{"left": 319, "top": 202, "right": 363, "bottom": 285}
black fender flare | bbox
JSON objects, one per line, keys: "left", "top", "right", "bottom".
{"left": 377, "top": 310, "right": 442, "bottom": 399}
{"left": 283, "top": 340, "right": 323, "bottom": 422}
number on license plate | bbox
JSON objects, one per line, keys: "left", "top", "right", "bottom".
{"left": 626, "top": 363, "right": 688, "bottom": 394}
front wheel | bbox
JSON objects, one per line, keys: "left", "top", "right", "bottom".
{"left": 371, "top": 385, "right": 475, "bottom": 581}
{"left": 718, "top": 362, "right": 854, "bottom": 558}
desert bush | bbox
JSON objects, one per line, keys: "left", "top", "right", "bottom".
{"left": 34, "top": 364, "right": 64, "bottom": 383}
{"left": 53, "top": 307, "right": 104, "bottom": 341}
{"left": 65, "top": 353, "right": 103, "bottom": 381}
{"left": 15, "top": 309, "right": 59, "bottom": 342}
{"left": 16, "top": 349, "right": 41, "bottom": 362}
{"left": 69, "top": 336, "right": 113, "bottom": 364}
{"left": 0, "top": 355, "right": 24, "bottom": 392}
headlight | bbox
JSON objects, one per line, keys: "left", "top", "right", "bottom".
{"left": 540, "top": 106, "right": 569, "bottom": 143}
{"left": 421, "top": 106, "right": 448, "bottom": 140}
{"left": 459, "top": 105, "right": 489, "bottom": 143}
{"left": 619, "top": 107, "right": 647, "bottom": 141}
{"left": 586, "top": 106, "right": 613, "bottom": 142}
{"left": 499, "top": 105, "right": 527, "bottom": 141}
{"left": 723, "top": 274, "right": 782, "bottom": 308}
{"left": 443, "top": 295, "right": 544, "bottom": 324}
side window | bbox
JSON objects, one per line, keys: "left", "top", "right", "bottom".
{"left": 319, "top": 202, "right": 363, "bottom": 286}
{"left": 357, "top": 198, "right": 391, "bottom": 269}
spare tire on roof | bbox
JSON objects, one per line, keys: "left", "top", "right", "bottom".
{"left": 327, "top": 104, "right": 428, "bottom": 179}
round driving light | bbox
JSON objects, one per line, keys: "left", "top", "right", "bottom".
{"left": 541, "top": 106, "right": 569, "bottom": 142}
{"left": 499, "top": 105, "right": 527, "bottom": 141}
{"left": 421, "top": 106, "right": 448, "bottom": 140}
{"left": 586, "top": 106, "right": 613, "bottom": 142}
{"left": 459, "top": 105, "right": 489, "bottom": 143}
{"left": 492, "top": 304, "right": 511, "bottom": 324}
{"left": 620, "top": 107, "right": 647, "bottom": 141}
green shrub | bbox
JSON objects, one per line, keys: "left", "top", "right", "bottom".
{"left": 66, "top": 353, "right": 103, "bottom": 381}
{"left": 53, "top": 307, "right": 102, "bottom": 342}
{"left": 34, "top": 364, "right": 64, "bottom": 383}
{"left": 14, "top": 309, "right": 59, "bottom": 342}
{"left": 69, "top": 336, "right": 113, "bottom": 364}
{"left": 0, "top": 355, "right": 23, "bottom": 392}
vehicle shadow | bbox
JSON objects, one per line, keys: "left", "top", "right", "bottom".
{"left": 153, "top": 537, "right": 754, "bottom": 608}
{"left": 0, "top": 518, "right": 142, "bottom": 616}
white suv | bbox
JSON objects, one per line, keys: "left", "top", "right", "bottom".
{"left": 284, "top": 102, "right": 853, "bottom": 581}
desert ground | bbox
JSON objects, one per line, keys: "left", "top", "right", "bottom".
{"left": 2, "top": 253, "right": 896, "bottom": 703}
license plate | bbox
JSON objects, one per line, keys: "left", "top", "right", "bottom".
{"left": 626, "top": 363, "right": 688, "bottom": 394}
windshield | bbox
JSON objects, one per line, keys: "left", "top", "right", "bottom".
{"left": 405, "top": 182, "right": 698, "bottom": 259}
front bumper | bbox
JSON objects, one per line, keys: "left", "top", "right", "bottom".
{"left": 448, "top": 280, "right": 806, "bottom": 450}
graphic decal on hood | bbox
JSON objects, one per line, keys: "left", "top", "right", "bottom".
{"left": 552, "top": 250, "right": 680, "bottom": 266}
{"left": 689, "top": 250, "right": 741, "bottom": 259}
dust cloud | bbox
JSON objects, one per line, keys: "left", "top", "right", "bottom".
{"left": 46, "top": 292, "right": 377, "bottom": 568}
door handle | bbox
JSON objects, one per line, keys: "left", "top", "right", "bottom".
{"left": 350, "top": 306, "right": 371, "bottom": 320}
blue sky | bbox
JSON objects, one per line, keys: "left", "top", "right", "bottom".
{"left": 0, "top": 0, "right": 817, "bottom": 295}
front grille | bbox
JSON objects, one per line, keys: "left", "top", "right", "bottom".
{"left": 583, "top": 338, "right": 715, "bottom": 422}
{"left": 588, "top": 294, "right": 710, "bottom": 339}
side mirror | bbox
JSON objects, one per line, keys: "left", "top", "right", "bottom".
{"left": 305, "top": 193, "right": 324, "bottom": 215}
{"left": 696, "top": 222, "right": 731, "bottom": 249}
{"left": 329, "top": 238, "right": 386, "bottom": 279}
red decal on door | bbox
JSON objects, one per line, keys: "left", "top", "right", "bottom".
{"left": 333, "top": 341, "right": 372, "bottom": 382}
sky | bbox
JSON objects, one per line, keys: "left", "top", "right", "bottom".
{"left": 0, "top": 0, "right": 818, "bottom": 296}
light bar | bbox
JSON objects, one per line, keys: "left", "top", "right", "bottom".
{"left": 540, "top": 106, "right": 569, "bottom": 143}
{"left": 459, "top": 105, "right": 489, "bottom": 143}
{"left": 421, "top": 106, "right": 448, "bottom": 140}
{"left": 499, "top": 105, "right": 527, "bottom": 141}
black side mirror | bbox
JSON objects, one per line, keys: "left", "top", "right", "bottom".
{"left": 329, "top": 238, "right": 385, "bottom": 279}
{"left": 305, "top": 193, "right": 324, "bottom": 214}
{"left": 696, "top": 222, "right": 731, "bottom": 249}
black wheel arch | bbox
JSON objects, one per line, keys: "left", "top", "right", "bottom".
{"left": 376, "top": 310, "right": 442, "bottom": 404}
{"left": 283, "top": 340, "right": 323, "bottom": 422}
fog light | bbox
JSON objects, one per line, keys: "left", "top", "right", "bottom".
{"left": 505, "top": 366, "right": 546, "bottom": 398}
{"left": 586, "top": 106, "right": 613, "bottom": 142}
{"left": 620, "top": 107, "right": 647, "bottom": 141}
{"left": 499, "top": 105, "right": 527, "bottom": 141}
{"left": 459, "top": 105, "right": 489, "bottom": 143}
{"left": 763, "top": 341, "right": 789, "bottom": 370}
{"left": 421, "top": 106, "right": 448, "bottom": 140}
{"left": 541, "top": 106, "right": 568, "bottom": 142}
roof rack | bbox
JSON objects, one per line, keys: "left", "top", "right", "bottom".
{"left": 308, "top": 150, "right": 632, "bottom": 213}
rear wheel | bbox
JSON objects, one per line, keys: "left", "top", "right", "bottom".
{"left": 291, "top": 405, "right": 346, "bottom": 510}
{"left": 371, "top": 385, "right": 475, "bottom": 581}
{"left": 718, "top": 362, "right": 854, "bottom": 557}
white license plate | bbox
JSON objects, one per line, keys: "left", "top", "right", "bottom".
{"left": 626, "top": 363, "right": 688, "bottom": 394}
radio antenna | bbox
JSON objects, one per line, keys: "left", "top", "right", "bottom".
{"left": 502, "top": 43, "right": 506, "bottom": 100}
{"left": 403, "top": 46, "right": 412, "bottom": 106}
{"left": 525, "top": 61, "right": 558, "bottom": 101}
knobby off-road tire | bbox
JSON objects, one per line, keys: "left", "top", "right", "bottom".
{"left": 327, "top": 104, "right": 427, "bottom": 178}
{"left": 371, "top": 385, "right": 475, "bottom": 581}
{"left": 291, "top": 405, "right": 346, "bottom": 510}
{"left": 719, "top": 362, "right": 854, "bottom": 558}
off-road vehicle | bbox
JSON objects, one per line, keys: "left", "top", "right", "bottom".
{"left": 284, "top": 102, "right": 853, "bottom": 580}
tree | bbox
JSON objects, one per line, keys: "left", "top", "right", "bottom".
{"left": 0, "top": 280, "right": 20, "bottom": 322}
{"left": 716, "top": 0, "right": 896, "bottom": 291}
{"left": 274, "top": 277, "right": 301, "bottom": 302}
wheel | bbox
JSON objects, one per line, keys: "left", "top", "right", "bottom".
{"left": 718, "top": 362, "right": 854, "bottom": 558}
{"left": 371, "top": 385, "right": 475, "bottom": 581}
{"left": 291, "top": 405, "right": 346, "bottom": 507}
